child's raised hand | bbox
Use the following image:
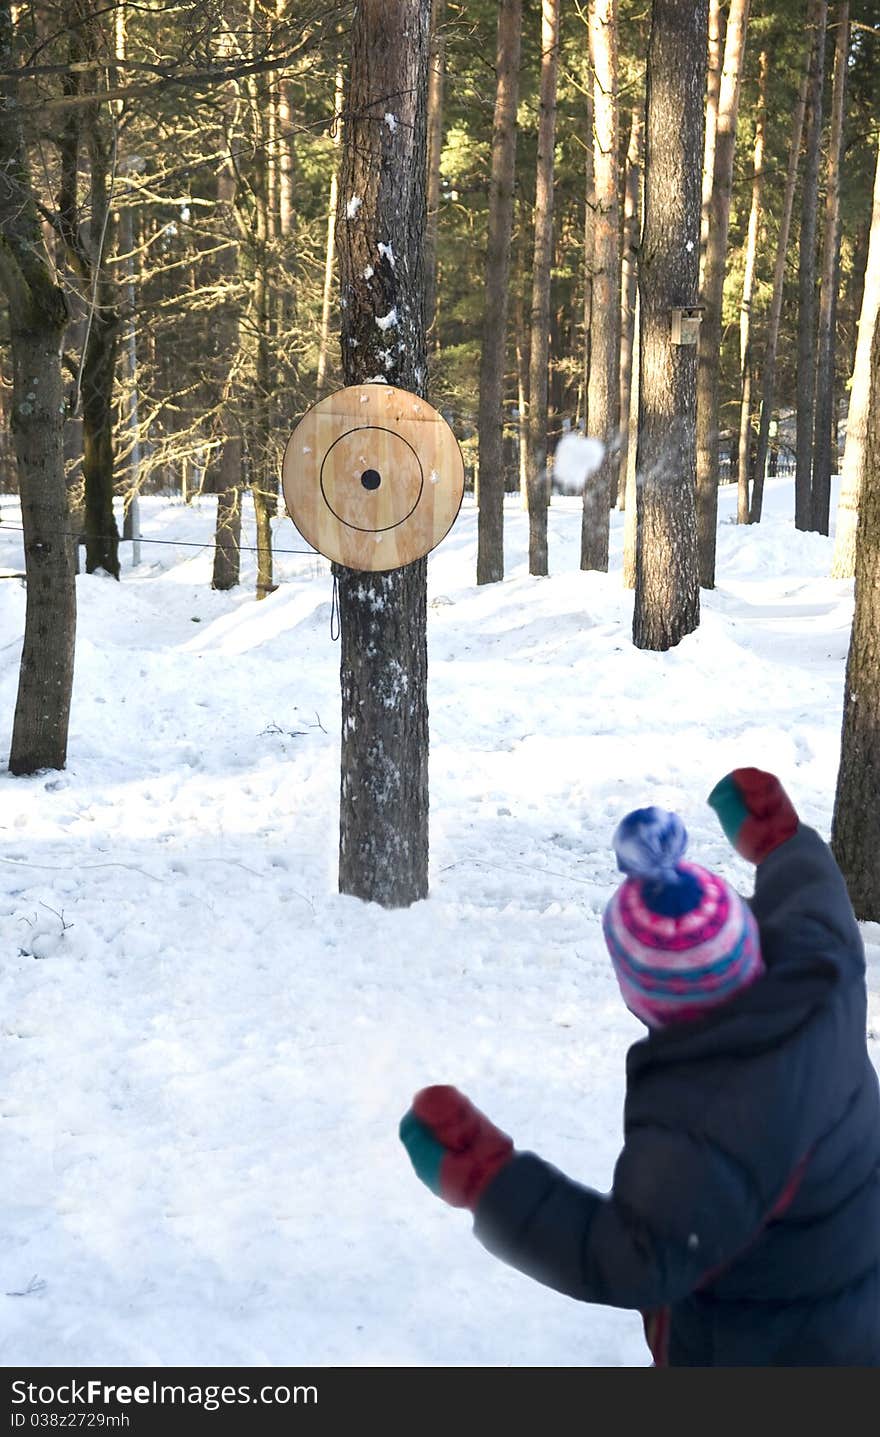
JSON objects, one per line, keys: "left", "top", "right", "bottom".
{"left": 708, "top": 768, "right": 799, "bottom": 864}
{"left": 399, "top": 1085, "right": 514, "bottom": 1211}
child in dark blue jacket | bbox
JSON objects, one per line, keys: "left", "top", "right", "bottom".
{"left": 400, "top": 769, "right": 880, "bottom": 1366}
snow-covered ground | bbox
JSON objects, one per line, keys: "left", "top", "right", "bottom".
{"left": 1, "top": 477, "right": 877, "bottom": 1367}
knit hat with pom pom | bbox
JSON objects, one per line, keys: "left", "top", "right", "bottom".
{"left": 602, "top": 807, "right": 764, "bottom": 1029}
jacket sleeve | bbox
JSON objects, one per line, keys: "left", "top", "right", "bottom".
{"left": 472, "top": 1126, "right": 767, "bottom": 1311}
{"left": 749, "top": 823, "right": 864, "bottom": 976}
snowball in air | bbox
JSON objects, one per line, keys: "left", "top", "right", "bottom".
{"left": 553, "top": 432, "right": 605, "bottom": 493}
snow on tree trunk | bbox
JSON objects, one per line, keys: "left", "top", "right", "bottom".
{"left": 632, "top": 0, "right": 705, "bottom": 651}
{"left": 831, "top": 309, "right": 880, "bottom": 920}
{"left": 335, "top": 0, "right": 431, "bottom": 907}
{"left": 476, "top": 0, "right": 523, "bottom": 587}
{"left": 830, "top": 135, "right": 880, "bottom": 577}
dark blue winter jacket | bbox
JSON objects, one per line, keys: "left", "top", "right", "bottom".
{"left": 473, "top": 826, "right": 880, "bottom": 1366}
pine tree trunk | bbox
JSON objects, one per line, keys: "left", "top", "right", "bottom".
{"left": 213, "top": 450, "right": 243, "bottom": 591}
{"left": 736, "top": 47, "right": 767, "bottom": 524}
{"left": 633, "top": 0, "right": 705, "bottom": 651}
{"left": 425, "top": 0, "right": 447, "bottom": 340}
{"left": 795, "top": 0, "right": 828, "bottom": 531}
{"left": 476, "top": 0, "right": 522, "bottom": 586}
{"left": 750, "top": 18, "right": 812, "bottom": 524}
{"left": 334, "top": 0, "right": 431, "bottom": 907}
{"left": 526, "top": 0, "right": 560, "bottom": 577}
{"left": 582, "top": 85, "right": 595, "bottom": 435}
{"left": 811, "top": 0, "right": 849, "bottom": 536}
{"left": 622, "top": 288, "right": 640, "bottom": 588}
{"left": 581, "top": 0, "right": 620, "bottom": 569}
{"left": 1, "top": 0, "right": 76, "bottom": 774}
{"left": 251, "top": 119, "right": 276, "bottom": 602}
{"left": 699, "top": 0, "right": 724, "bottom": 286}
{"left": 317, "top": 71, "right": 344, "bottom": 398}
{"left": 830, "top": 310, "right": 880, "bottom": 919}
{"left": 831, "top": 131, "right": 880, "bottom": 578}
{"left": 617, "top": 103, "right": 642, "bottom": 515}
{"left": 696, "top": 0, "right": 750, "bottom": 589}
{"left": 212, "top": 155, "right": 243, "bottom": 591}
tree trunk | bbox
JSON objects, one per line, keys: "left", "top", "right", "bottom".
{"left": 622, "top": 287, "right": 640, "bottom": 588}
{"left": 750, "top": 20, "right": 812, "bottom": 524}
{"left": 696, "top": 0, "right": 750, "bottom": 589}
{"left": 795, "top": 0, "right": 828, "bottom": 531}
{"left": 526, "top": 0, "right": 560, "bottom": 576}
{"left": 582, "top": 85, "right": 595, "bottom": 436}
{"left": 736, "top": 46, "right": 767, "bottom": 524}
{"left": 476, "top": 0, "right": 522, "bottom": 586}
{"left": 317, "top": 70, "right": 344, "bottom": 397}
{"left": 699, "top": 0, "right": 724, "bottom": 287}
{"left": 0, "top": 0, "right": 76, "bottom": 774}
{"left": 213, "top": 445, "right": 244, "bottom": 591}
{"left": 250, "top": 90, "right": 276, "bottom": 603}
{"left": 811, "top": 0, "right": 849, "bottom": 536}
{"left": 633, "top": 0, "right": 705, "bottom": 651}
{"left": 617, "top": 102, "right": 642, "bottom": 515}
{"left": 212, "top": 154, "right": 243, "bottom": 591}
{"left": 516, "top": 243, "right": 530, "bottom": 508}
{"left": 425, "top": 0, "right": 447, "bottom": 340}
{"left": 831, "top": 131, "right": 880, "bottom": 578}
{"left": 81, "top": 303, "right": 120, "bottom": 577}
{"left": 581, "top": 0, "right": 619, "bottom": 569}
{"left": 830, "top": 310, "right": 880, "bottom": 919}
{"left": 334, "top": 0, "right": 431, "bottom": 907}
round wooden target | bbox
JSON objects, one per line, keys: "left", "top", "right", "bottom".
{"left": 281, "top": 384, "right": 465, "bottom": 571}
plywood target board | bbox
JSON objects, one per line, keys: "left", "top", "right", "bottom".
{"left": 282, "top": 384, "right": 465, "bottom": 571}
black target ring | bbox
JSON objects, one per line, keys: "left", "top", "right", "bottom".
{"left": 319, "top": 426, "right": 424, "bottom": 533}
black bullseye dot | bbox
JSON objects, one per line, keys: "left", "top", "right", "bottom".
{"left": 361, "top": 469, "right": 381, "bottom": 490}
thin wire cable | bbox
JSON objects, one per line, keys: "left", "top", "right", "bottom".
{"left": 0, "top": 524, "right": 321, "bottom": 559}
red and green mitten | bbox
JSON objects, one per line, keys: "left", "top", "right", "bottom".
{"left": 399, "top": 1086, "right": 514, "bottom": 1211}
{"left": 708, "top": 768, "right": 799, "bottom": 865}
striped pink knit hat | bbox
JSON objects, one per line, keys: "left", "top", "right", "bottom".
{"left": 602, "top": 807, "right": 764, "bottom": 1029}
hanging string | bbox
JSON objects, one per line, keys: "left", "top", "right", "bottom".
{"left": 330, "top": 572, "right": 340, "bottom": 641}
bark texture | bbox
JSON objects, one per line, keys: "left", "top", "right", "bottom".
{"left": 831, "top": 312, "right": 880, "bottom": 919}
{"left": 696, "top": 0, "right": 750, "bottom": 588}
{"left": 750, "top": 21, "right": 812, "bottom": 523}
{"left": 476, "top": 0, "right": 522, "bottom": 586}
{"left": 526, "top": 0, "right": 560, "bottom": 577}
{"left": 795, "top": 0, "right": 828, "bottom": 530}
{"left": 736, "top": 46, "right": 767, "bottom": 524}
{"left": 581, "top": 0, "right": 619, "bottom": 569}
{"left": 831, "top": 131, "right": 880, "bottom": 577}
{"left": 334, "top": 0, "right": 431, "bottom": 906}
{"left": 632, "top": 0, "right": 705, "bottom": 651}
{"left": 0, "top": 0, "right": 76, "bottom": 773}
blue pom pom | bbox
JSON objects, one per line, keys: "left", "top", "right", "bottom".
{"left": 613, "top": 807, "right": 688, "bottom": 881}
